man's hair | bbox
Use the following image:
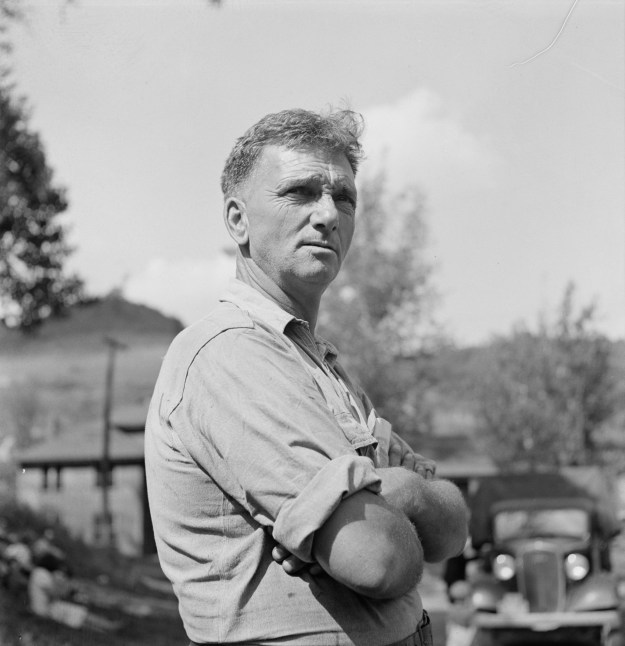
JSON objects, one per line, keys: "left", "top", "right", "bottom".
{"left": 220, "top": 108, "right": 365, "bottom": 197}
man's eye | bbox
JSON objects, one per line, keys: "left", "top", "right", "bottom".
{"left": 287, "top": 186, "right": 312, "bottom": 196}
{"left": 335, "top": 194, "right": 356, "bottom": 207}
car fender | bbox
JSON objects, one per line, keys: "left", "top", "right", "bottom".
{"left": 567, "top": 573, "right": 619, "bottom": 612}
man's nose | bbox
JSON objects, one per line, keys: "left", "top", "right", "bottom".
{"left": 310, "top": 195, "right": 339, "bottom": 231}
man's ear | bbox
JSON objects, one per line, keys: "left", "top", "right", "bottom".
{"left": 223, "top": 197, "right": 249, "bottom": 246}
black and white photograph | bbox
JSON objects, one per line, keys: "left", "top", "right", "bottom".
{"left": 0, "top": 1, "right": 624, "bottom": 645}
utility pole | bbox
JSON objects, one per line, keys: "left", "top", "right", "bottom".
{"left": 99, "top": 335, "right": 126, "bottom": 549}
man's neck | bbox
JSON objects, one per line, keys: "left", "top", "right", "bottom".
{"left": 235, "top": 256, "right": 321, "bottom": 333}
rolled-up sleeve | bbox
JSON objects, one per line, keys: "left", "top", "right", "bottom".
{"left": 273, "top": 454, "right": 381, "bottom": 561}
{"left": 166, "top": 324, "right": 381, "bottom": 560}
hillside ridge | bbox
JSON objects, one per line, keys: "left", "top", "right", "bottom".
{"left": 0, "top": 295, "right": 184, "bottom": 353}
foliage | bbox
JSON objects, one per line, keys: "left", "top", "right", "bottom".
{"left": 0, "top": 76, "right": 84, "bottom": 331}
{"left": 0, "top": 0, "right": 85, "bottom": 332}
{"left": 473, "top": 283, "right": 618, "bottom": 469}
{"left": 0, "top": 1, "right": 25, "bottom": 92}
{"left": 319, "top": 171, "right": 444, "bottom": 439}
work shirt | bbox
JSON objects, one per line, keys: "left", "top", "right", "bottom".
{"left": 145, "top": 279, "right": 422, "bottom": 645}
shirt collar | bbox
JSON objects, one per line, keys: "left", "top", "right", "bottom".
{"left": 219, "top": 278, "right": 339, "bottom": 363}
{"left": 316, "top": 337, "right": 338, "bottom": 366}
{"left": 219, "top": 278, "right": 302, "bottom": 334}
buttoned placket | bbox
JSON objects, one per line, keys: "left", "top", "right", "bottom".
{"left": 285, "top": 321, "right": 380, "bottom": 466}
{"left": 290, "top": 322, "right": 368, "bottom": 423}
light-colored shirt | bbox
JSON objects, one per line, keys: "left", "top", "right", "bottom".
{"left": 28, "top": 567, "right": 88, "bottom": 629}
{"left": 145, "top": 279, "right": 422, "bottom": 645}
{"left": 29, "top": 567, "right": 55, "bottom": 617}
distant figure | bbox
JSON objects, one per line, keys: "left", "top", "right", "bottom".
{"left": 32, "top": 528, "right": 66, "bottom": 565}
{"left": 2, "top": 532, "right": 33, "bottom": 596}
{"left": 3, "top": 532, "right": 33, "bottom": 571}
{"left": 28, "top": 553, "right": 122, "bottom": 633}
{"left": 146, "top": 107, "right": 469, "bottom": 645}
{"left": 443, "top": 537, "right": 477, "bottom": 599}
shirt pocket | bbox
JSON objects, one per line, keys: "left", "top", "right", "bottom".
{"left": 306, "top": 364, "right": 377, "bottom": 454}
{"left": 369, "top": 414, "right": 392, "bottom": 468}
{"left": 333, "top": 411, "right": 377, "bottom": 453}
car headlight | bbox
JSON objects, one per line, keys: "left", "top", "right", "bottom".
{"left": 493, "top": 554, "right": 516, "bottom": 581}
{"left": 564, "top": 553, "right": 590, "bottom": 581}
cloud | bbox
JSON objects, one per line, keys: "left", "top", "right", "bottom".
{"left": 360, "top": 88, "right": 497, "bottom": 201}
{"left": 125, "top": 253, "right": 236, "bottom": 326}
{"left": 358, "top": 88, "right": 503, "bottom": 345}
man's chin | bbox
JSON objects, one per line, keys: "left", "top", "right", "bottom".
{"left": 291, "top": 266, "right": 339, "bottom": 291}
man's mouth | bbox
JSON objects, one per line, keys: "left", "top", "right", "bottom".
{"left": 302, "top": 241, "right": 337, "bottom": 254}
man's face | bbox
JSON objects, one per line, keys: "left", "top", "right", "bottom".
{"left": 241, "top": 145, "right": 357, "bottom": 297}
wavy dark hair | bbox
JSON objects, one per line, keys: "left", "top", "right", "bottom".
{"left": 220, "top": 108, "right": 365, "bottom": 196}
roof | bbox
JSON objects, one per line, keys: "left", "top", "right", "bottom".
{"left": 469, "top": 467, "right": 621, "bottom": 546}
{"left": 16, "top": 425, "right": 145, "bottom": 468}
{"left": 436, "top": 459, "right": 498, "bottom": 483}
{"left": 14, "top": 400, "right": 150, "bottom": 469}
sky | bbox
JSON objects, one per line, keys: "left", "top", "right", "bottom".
{"left": 8, "top": 0, "right": 625, "bottom": 345}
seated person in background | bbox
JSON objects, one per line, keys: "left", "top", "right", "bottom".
{"left": 28, "top": 552, "right": 122, "bottom": 633}
{"left": 32, "top": 528, "right": 66, "bottom": 565}
{"left": 3, "top": 531, "right": 33, "bottom": 595}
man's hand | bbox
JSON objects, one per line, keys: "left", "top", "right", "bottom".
{"left": 388, "top": 432, "right": 436, "bottom": 480}
{"left": 272, "top": 544, "right": 322, "bottom": 576}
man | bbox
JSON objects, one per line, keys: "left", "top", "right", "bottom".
{"left": 145, "top": 108, "right": 469, "bottom": 646}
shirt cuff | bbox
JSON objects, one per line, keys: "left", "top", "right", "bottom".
{"left": 272, "top": 454, "right": 382, "bottom": 562}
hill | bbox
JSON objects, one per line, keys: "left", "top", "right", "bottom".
{"left": 0, "top": 294, "right": 184, "bottom": 354}
{"left": 0, "top": 296, "right": 184, "bottom": 447}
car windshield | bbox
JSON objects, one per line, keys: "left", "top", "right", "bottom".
{"left": 493, "top": 508, "right": 590, "bottom": 541}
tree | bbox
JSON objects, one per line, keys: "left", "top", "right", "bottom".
{"left": 318, "top": 171, "right": 444, "bottom": 440}
{"left": 0, "top": 89, "right": 84, "bottom": 330}
{"left": 474, "top": 283, "right": 618, "bottom": 469}
{"left": 0, "top": 3, "right": 84, "bottom": 331}
{"left": 0, "top": 1, "right": 24, "bottom": 82}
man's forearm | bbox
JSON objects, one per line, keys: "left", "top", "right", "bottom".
{"left": 312, "top": 488, "right": 424, "bottom": 599}
{"left": 377, "top": 467, "right": 469, "bottom": 563}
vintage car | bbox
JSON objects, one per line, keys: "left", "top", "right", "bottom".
{"left": 451, "top": 468, "right": 624, "bottom": 646}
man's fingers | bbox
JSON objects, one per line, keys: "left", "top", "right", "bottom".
{"left": 281, "top": 555, "right": 308, "bottom": 574}
{"left": 417, "top": 465, "right": 436, "bottom": 480}
{"left": 388, "top": 433, "right": 436, "bottom": 476}
{"left": 411, "top": 454, "right": 437, "bottom": 479}
{"left": 401, "top": 452, "right": 416, "bottom": 471}
{"left": 389, "top": 447, "right": 437, "bottom": 478}
{"left": 388, "top": 441, "right": 403, "bottom": 467}
{"left": 272, "top": 545, "right": 289, "bottom": 563}
{"left": 272, "top": 544, "right": 318, "bottom": 575}
{"left": 308, "top": 563, "right": 323, "bottom": 576}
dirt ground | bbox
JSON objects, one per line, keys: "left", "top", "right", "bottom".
{"left": 0, "top": 579, "right": 186, "bottom": 646}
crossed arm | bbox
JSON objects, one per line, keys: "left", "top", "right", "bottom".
{"left": 273, "top": 432, "right": 469, "bottom": 599}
